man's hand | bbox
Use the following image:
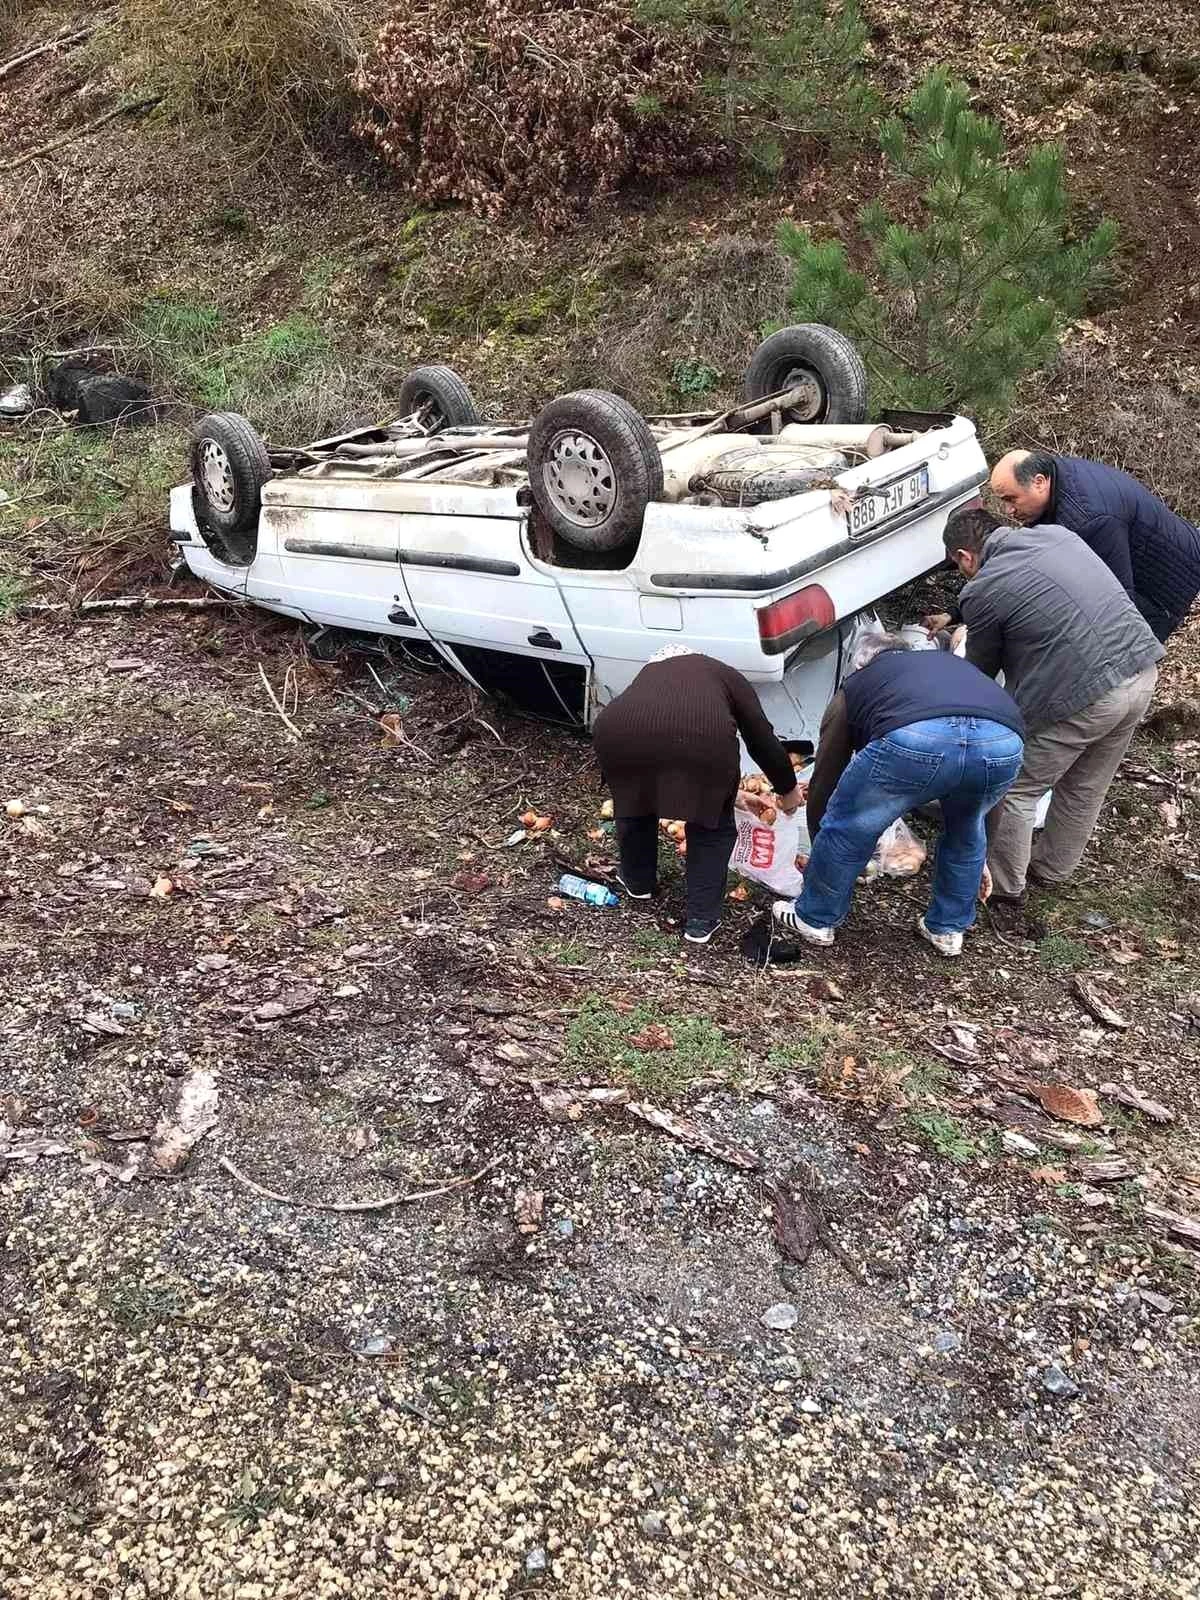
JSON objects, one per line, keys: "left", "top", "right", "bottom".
{"left": 923, "top": 611, "right": 953, "bottom": 638}
{"left": 775, "top": 788, "right": 801, "bottom": 815}
{"left": 979, "top": 863, "right": 993, "bottom": 903}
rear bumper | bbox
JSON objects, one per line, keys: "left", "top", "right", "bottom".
{"left": 648, "top": 469, "right": 985, "bottom": 592}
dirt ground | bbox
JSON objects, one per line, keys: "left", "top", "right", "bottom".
{"left": 2, "top": 597, "right": 1199, "bottom": 1598}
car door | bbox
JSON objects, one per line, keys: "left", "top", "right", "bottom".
{"left": 398, "top": 513, "right": 590, "bottom": 667}
{"left": 265, "top": 501, "right": 430, "bottom": 643}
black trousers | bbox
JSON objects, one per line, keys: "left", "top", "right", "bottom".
{"left": 616, "top": 804, "right": 737, "bottom": 925}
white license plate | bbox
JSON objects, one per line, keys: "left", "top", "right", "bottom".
{"left": 846, "top": 466, "right": 930, "bottom": 538}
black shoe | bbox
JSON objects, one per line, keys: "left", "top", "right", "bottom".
{"left": 684, "top": 918, "right": 719, "bottom": 944}
{"left": 616, "top": 875, "right": 655, "bottom": 901}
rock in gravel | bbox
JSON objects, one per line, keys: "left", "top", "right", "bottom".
{"left": 640, "top": 1512, "right": 668, "bottom": 1540}
{"left": 760, "top": 1302, "right": 799, "bottom": 1330}
{"left": 553, "top": 1217, "right": 575, "bottom": 1239}
{"left": 798, "top": 1397, "right": 822, "bottom": 1415}
{"left": 354, "top": 1335, "right": 393, "bottom": 1357}
{"left": 1041, "top": 1364, "right": 1080, "bottom": 1400}
{"left": 933, "top": 1330, "right": 962, "bottom": 1354}
{"left": 1002, "top": 1130, "right": 1040, "bottom": 1158}
{"left": 525, "top": 1547, "right": 548, "bottom": 1576}
{"left": 1139, "top": 1289, "right": 1175, "bottom": 1314}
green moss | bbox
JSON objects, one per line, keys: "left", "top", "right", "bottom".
{"left": 565, "top": 994, "right": 733, "bottom": 1095}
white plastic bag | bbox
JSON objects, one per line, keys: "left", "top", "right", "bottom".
{"left": 867, "top": 816, "right": 927, "bottom": 878}
{"left": 731, "top": 804, "right": 807, "bottom": 896}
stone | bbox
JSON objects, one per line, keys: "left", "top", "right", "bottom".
{"left": 640, "top": 1512, "right": 667, "bottom": 1539}
{"left": 1002, "top": 1131, "right": 1040, "bottom": 1158}
{"left": 760, "top": 1302, "right": 799, "bottom": 1331}
{"left": 1040, "top": 1364, "right": 1080, "bottom": 1400}
{"left": 932, "top": 1330, "right": 962, "bottom": 1354}
{"left": 553, "top": 1218, "right": 575, "bottom": 1239}
{"left": 524, "top": 1547, "right": 548, "bottom": 1576}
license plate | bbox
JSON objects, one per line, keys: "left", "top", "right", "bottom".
{"left": 846, "top": 465, "right": 929, "bottom": 538}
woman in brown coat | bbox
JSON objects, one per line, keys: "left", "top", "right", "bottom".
{"left": 592, "top": 648, "right": 800, "bottom": 942}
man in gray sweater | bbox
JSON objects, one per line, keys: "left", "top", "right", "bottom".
{"left": 941, "top": 508, "right": 1164, "bottom": 902}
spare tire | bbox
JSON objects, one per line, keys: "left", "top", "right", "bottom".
{"left": 190, "top": 412, "right": 271, "bottom": 563}
{"left": 397, "top": 365, "right": 481, "bottom": 430}
{"left": 528, "top": 390, "right": 663, "bottom": 553}
{"left": 701, "top": 459, "right": 848, "bottom": 507}
{"left": 744, "top": 324, "right": 869, "bottom": 425}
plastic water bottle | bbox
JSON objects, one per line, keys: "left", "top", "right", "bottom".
{"left": 557, "top": 873, "right": 619, "bottom": 908}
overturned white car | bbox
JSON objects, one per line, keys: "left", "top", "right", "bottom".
{"left": 170, "top": 325, "right": 985, "bottom": 750}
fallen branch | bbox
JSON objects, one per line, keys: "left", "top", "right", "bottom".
{"left": 257, "top": 662, "right": 303, "bottom": 740}
{"left": 1, "top": 95, "right": 160, "bottom": 174}
{"left": 0, "top": 23, "right": 95, "bottom": 83}
{"left": 16, "top": 594, "right": 242, "bottom": 617}
{"left": 217, "top": 1153, "right": 499, "bottom": 1212}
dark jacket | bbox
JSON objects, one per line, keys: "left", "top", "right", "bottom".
{"left": 959, "top": 523, "right": 1164, "bottom": 731}
{"left": 806, "top": 648, "right": 1024, "bottom": 835}
{"left": 1046, "top": 454, "right": 1200, "bottom": 641}
{"left": 592, "top": 653, "right": 797, "bottom": 829}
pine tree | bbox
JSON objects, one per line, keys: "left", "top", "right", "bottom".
{"left": 778, "top": 70, "right": 1118, "bottom": 415}
{"left": 637, "top": 0, "right": 879, "bottom": 170}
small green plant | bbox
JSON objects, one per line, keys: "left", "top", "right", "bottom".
{"left": 778, "top": 69, "right": 1118, "bottom": 416}
{"left": 220, "top": 1469, "right": 290, "bottom": 1529}
{"left": 546, "top": 939, "right": 590, "bottom": 966}
{"left": 907, "top": 1110, "right": 976, "bottom": 1162}
{"left": 671, "top": 357, "right": 721, "bottom": 398}
{"left": 766, "top": 1019, "right": 842, "bottom": 1074}
{"left": 1038, "top": 934, "right": 1090, "bottom": 971}
{"left": 629, "top": 926, "right": 677, "bottom": 970}
{"left": 899, "top": 1055, "right": 952, "bottom": 1100}
{"left": 102, "top": 1279, "right": 183, "bottom": 1331}
{"left": 0, "top": 563, "right": 24, "bottom": 619}
{"left": 566, "top": 994, "right": 733, "bottom": 1093}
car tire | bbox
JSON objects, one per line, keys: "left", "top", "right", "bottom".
{"left": 190, "top": 412, "right": 271, "bottom": 562}
{"left": 743, "top": 324, "right": 869, "bottom": 425}
{"left": 702, "top": 460, "right": 847, "bottom": 506}
{"left": 397, "top": 364, "right": 482, "bottom": 430}
{"left": 527, "top": 390, "right": 663, "bottom": 553}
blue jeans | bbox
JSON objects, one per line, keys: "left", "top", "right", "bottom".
{"left": 796, "top": 716, "right": 1024, "bottom": 936}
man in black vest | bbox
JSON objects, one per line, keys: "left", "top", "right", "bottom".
{"left": 773, "top": 635, "right": 1025, "bottom": 957}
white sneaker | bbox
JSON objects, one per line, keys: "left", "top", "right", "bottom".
{"left": 772, "top": 900, "right": 835, "bottom": 946}
{"left": 917, "top": 916, "right": 963, "bottom": 958}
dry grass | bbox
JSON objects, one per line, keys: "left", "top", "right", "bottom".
{"left": 1008, "top": 340, "right": 1200, "bottom": 521}
{"left": 118, "top": 0, "right": 361, "bottom": 135}
{"left": 564, "top": 236, "right": 791, "bottom": 409}
{"left": 0, "top": 0, "right": 49, "bottom": 50}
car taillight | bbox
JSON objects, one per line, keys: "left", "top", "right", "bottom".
{"left": 756, "top": 584, "right": 836, "bottom": 655}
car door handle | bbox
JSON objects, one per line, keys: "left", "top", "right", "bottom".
{"left": 527, "top": 628, "right": 562, "bottom": 650}
{"left": 389, "top": 604, "right": 416, "bottom": 627}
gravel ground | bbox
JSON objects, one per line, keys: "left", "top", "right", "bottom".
{"left": 2, "top": 610, "right": 1199, "bottom": 1598}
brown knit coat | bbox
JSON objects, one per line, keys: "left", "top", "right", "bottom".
{"left": 591, "top": 654, "right": 798, "bottom": 828}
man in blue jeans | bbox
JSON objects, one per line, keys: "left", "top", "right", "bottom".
{"left": 773, "top": 634, "right": 1025, "bottom": 957}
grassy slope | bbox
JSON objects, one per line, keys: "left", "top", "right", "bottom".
{"left": 1, "top": 0, "right": 1198, "bottom": 604}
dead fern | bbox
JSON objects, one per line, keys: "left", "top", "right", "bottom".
{"left": 354, "top": 0, "right": 725, "bottom": 229}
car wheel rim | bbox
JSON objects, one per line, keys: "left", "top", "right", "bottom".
{"left": 543, "top": 430, "right": 616, "bottom": 526}
{"left": 776, "top": 363, "right": 826, "bottom": 422}
{"left": 199, "top": 440, "right": 237, "bottom": 513}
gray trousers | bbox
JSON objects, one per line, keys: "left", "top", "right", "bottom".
{"left": 987, "top": 664, "right": 1158, "bottom": 898}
